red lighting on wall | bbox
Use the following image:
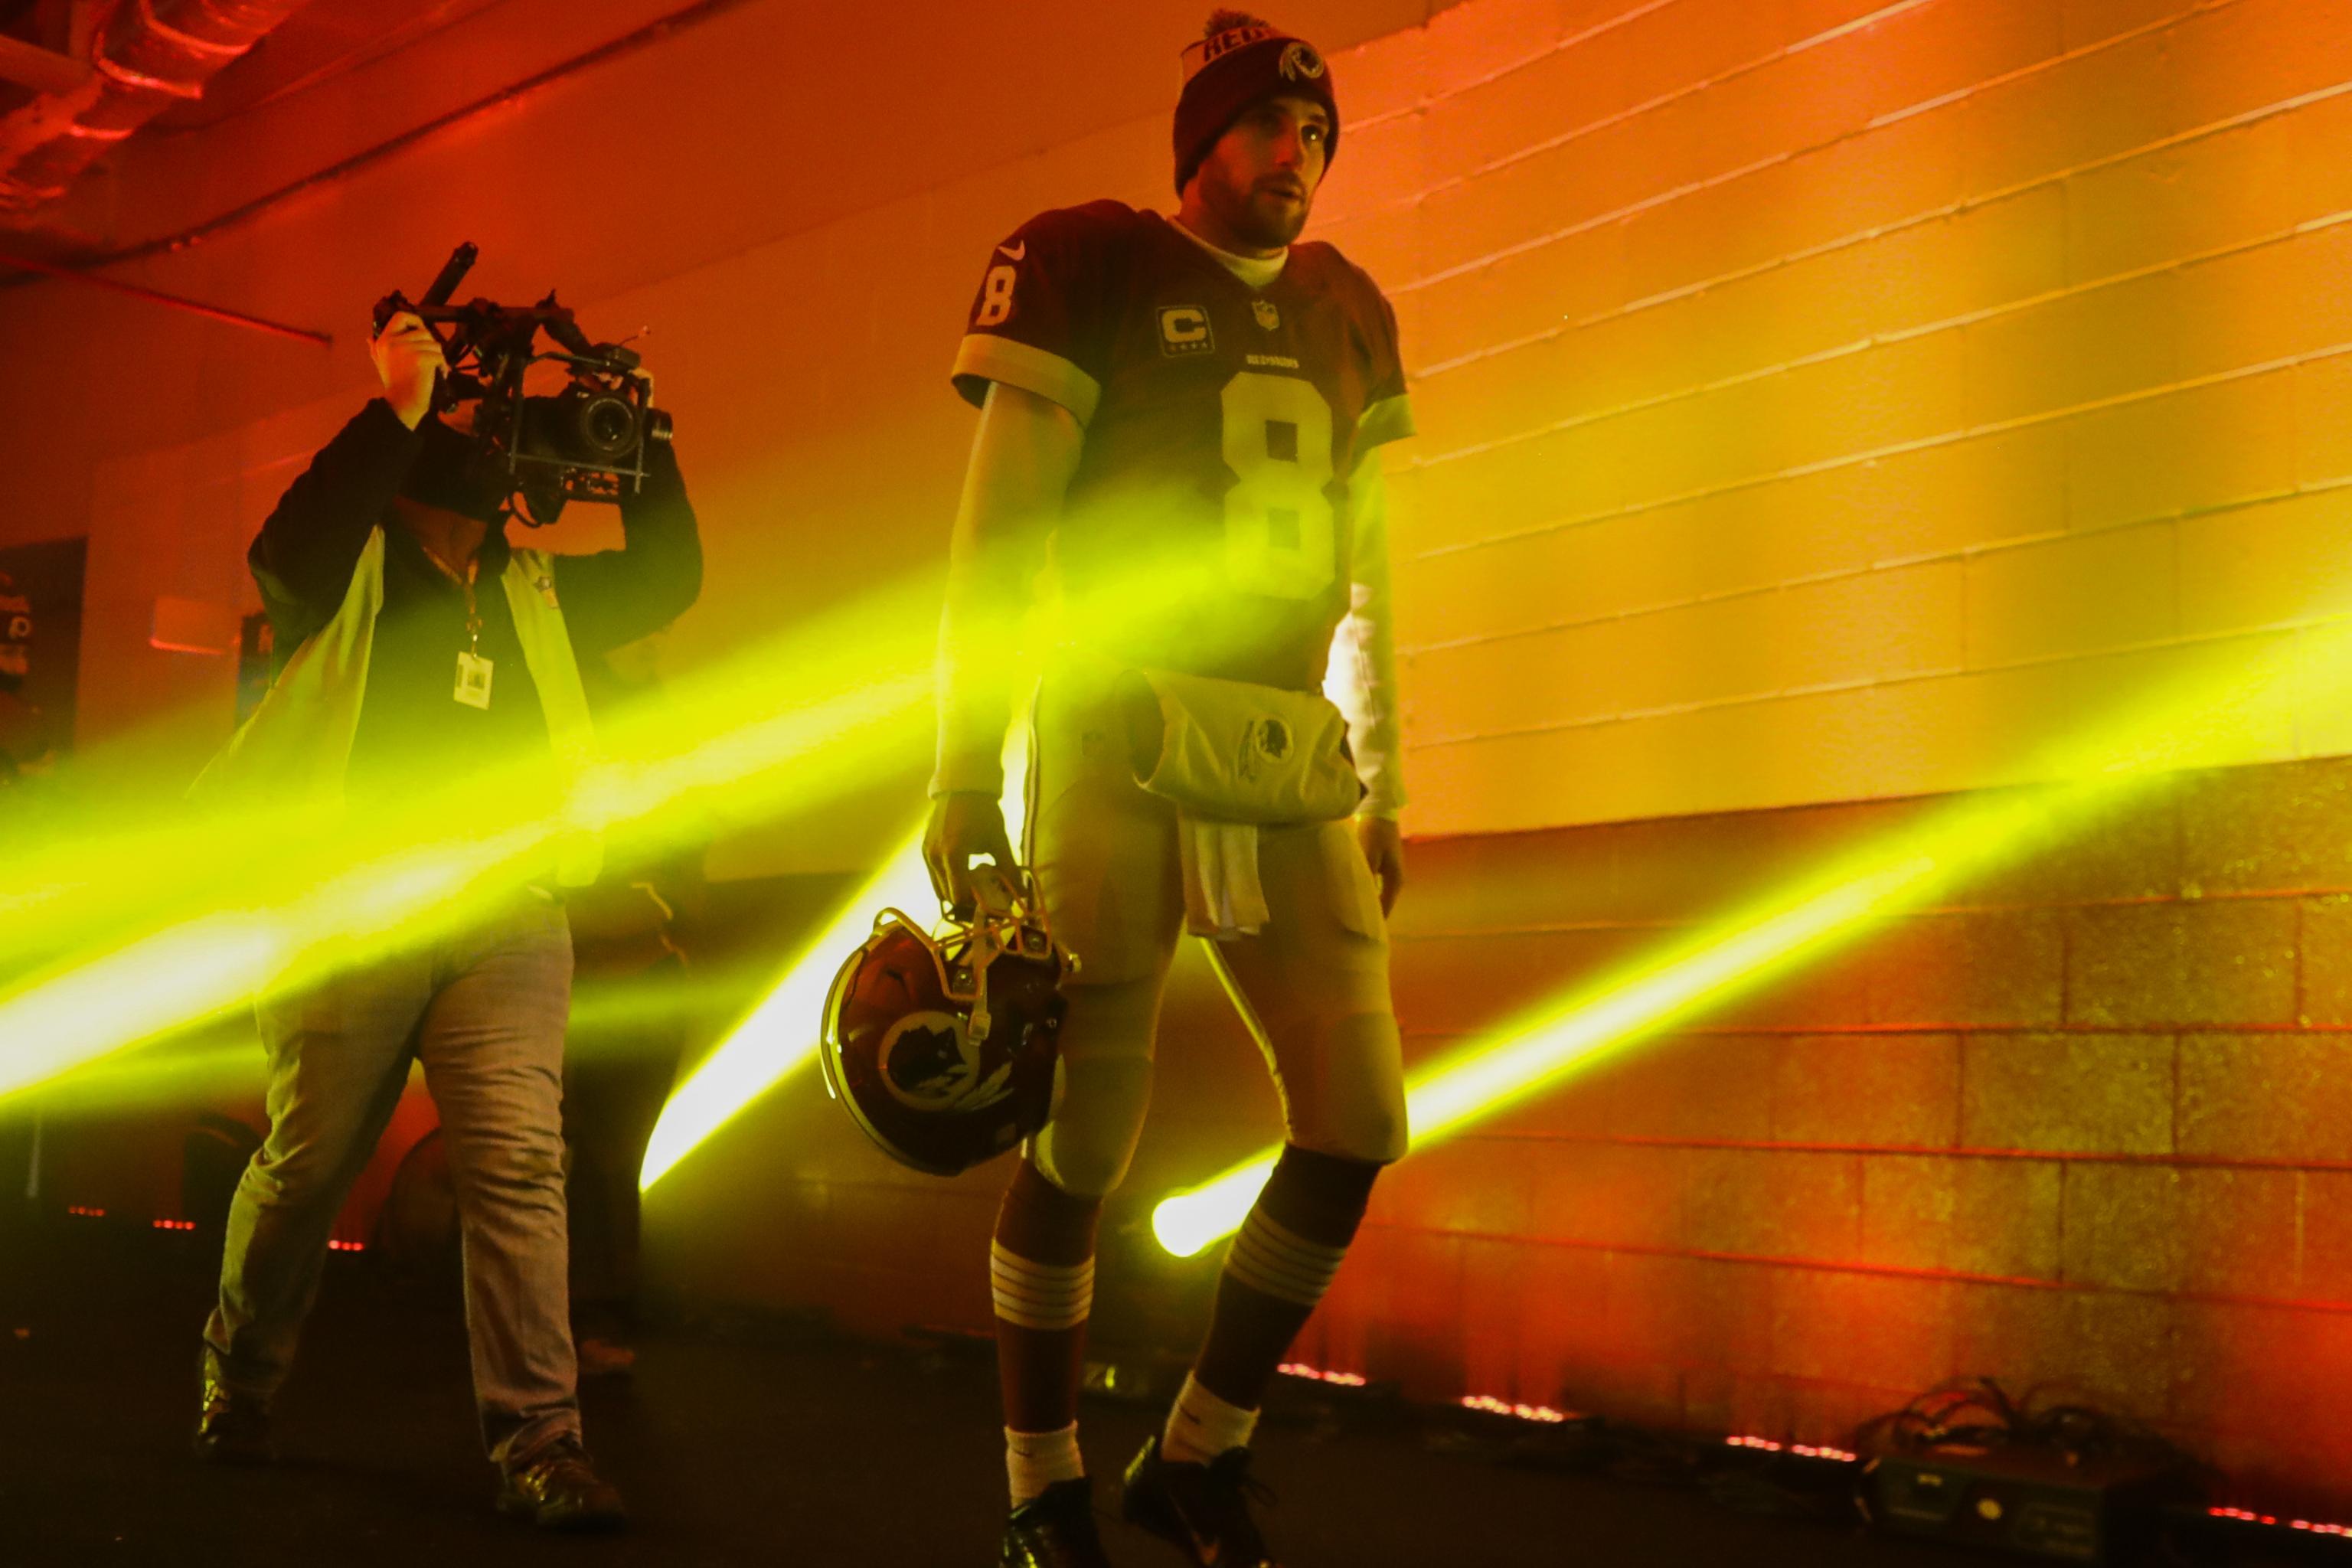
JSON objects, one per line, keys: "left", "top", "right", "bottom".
{"left": 2210, "top": 1506, "right": 2352, "bottom": 1537}
{"left": 1460, "top": 1394, "right": 1573, "bottom": 1424}
{"left": 327, "top": 1240, "right": 365, "bottom": 1253}
{"left": 1274, "top": 1363, "right": 1587, "bottom": 1425}
{"left": 1726, "top": 1434, "right": 1859, "bottom": 1462}
{"left": 150, "top": 1219, "right": 197, "bottom": 1232}
{"left": 64, "top": 1205, "right": 105, "bottom": 1218}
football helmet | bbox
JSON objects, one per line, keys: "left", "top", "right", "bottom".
{"left": 820, "top": 867, "right": 1073, "bottom": 1176}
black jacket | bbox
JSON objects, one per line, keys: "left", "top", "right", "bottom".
{"left": 247, "top": 398, "right": 701, "bottom": 799}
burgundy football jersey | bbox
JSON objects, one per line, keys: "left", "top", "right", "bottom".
{"left": 952, "top": 201, "right": 1413, "bottom": 691}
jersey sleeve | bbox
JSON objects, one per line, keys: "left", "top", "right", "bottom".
{"left": 1355, "top": 282, "right": 1415, "bottom": 452}
{"left": 950, "top": 204, "right": 1125, "bottom": 428}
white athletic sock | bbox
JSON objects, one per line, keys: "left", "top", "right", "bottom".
{"left": 1159, "top": 1370, "right": 1260, "bottom": 1466}
{"left": 1006, "top": 1422, "right": 1085, "bottom": 1505}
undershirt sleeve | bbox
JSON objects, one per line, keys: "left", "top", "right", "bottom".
{"left": 1330, "top": 449, "right": 1406, "bottom": 820}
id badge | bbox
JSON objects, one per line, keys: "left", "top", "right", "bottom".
{"left": 456, "top": 651, "right": 494, "bottom": 709}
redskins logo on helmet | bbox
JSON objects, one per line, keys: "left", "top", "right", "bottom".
{"left": 820, "top": 867, "right": 1073, "bottom": 1177}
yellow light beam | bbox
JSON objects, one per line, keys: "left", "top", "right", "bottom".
{"left": 1153, "top": 617, "right": 2352, "bottom": 1257}
{"left": 638, "top": 725, "right": 1034, "bottom": 1191}
{"left": 0, "top": 570, "right": 946, "bottom": 969}
{"left": 0, "top": 521, "right": 1205, "bottom": 1118}
{"left": 29, "top": 1037, "right": 263, "bottom": 1116}
{"left": 21, "top": 964, "right": 750, "bottom": 1120}
{"left": 0, "top": 824, "right": 542, "bottom": 1102}
{"left": 1151, "top": 847, "right": 1951, "bottom": 1256}
{"left": 637, "top": 831, "right": 934, "bottom": 1190}
{"left": 0, "top": 666, "right": 929, "bottom": 1105}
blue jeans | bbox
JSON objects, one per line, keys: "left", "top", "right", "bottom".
{"left": 203, "top": 893, "right": 580, "bottom": 1467}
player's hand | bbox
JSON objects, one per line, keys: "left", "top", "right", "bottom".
{"left": 1357, "top": 814, "right": 1405, "bottom": 919}
{"left": 370, "top": 311, "right": 446, "bottom": 430}
{"left": 924, "top": 791, "right": 1018, "bottom": 920}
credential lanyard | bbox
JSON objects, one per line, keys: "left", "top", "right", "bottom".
{"left": 420, "top": 544, "right": 494, "bottom": 710}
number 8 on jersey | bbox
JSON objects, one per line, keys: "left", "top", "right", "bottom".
{"left": 1221, "top": 372, "right": 1334, "bottom": 601}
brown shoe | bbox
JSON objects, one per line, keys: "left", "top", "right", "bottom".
{"left": 191, "top": 1372, "right": 276, "bottom": 1466}
{"left": 497, "top": 1436, "right": 627, "bottom": 1532}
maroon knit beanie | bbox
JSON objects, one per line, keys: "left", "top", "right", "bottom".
{"left": 1173, "top": 10, "right": 1340, "bottom": 195}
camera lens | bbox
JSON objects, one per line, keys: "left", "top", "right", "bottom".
{"left": 574, "top": 392, "right": 637, "bottom": 459}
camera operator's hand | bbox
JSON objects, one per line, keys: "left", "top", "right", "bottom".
{"left": 370, "top": 311, "right": 446, "bottom": 430}
{"left": 923, "top": 791, "right": 1018, "bottom": 920}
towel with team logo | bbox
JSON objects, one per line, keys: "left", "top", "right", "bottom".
{"left": 1116, "top": 668, "right": 1362, "bottom": 939}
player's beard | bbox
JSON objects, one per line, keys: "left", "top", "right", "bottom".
{"left": 1249, "top": 191, "right": 1311, "bottom": 248}
{"left": 1216, "top": 173, "right": 1312, "bottom": 252}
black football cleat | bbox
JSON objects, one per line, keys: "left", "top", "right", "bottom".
{"left": 1002, "top": 1477, "right": 1114, "bottom": 1567}
{"left": 496, "top": 1436, "right": 628, "bottom": 1532}
{"left": 1120, "top": 1439, "right": 1278, "bottom": 1567}
{"left": 191, "top": 1372, "right": 276, "bottom": 1466}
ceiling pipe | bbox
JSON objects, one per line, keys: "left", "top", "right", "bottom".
{"left": 0, "top": 0, "right": 315, "bottom": 217}
{"left": 0, "top": 247, "right": 327, "bottom": 341}
{"left": 6, "top": 0, "right": 753, "bottom": 279}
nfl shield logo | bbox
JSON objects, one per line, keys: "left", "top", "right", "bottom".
{"left": 1253, "top": 299, "right": 1279, "bottom": 332}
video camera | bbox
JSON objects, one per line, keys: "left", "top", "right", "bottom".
{"left": 372, "top": 243, "right": 672, "bottom": 527}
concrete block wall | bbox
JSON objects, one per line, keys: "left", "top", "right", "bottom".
{"left": 1279, "top": 754, "right": 2352, "bottom": 1511}
{"left": 1360, "top": 0, "right": 2352, "bottom": 835}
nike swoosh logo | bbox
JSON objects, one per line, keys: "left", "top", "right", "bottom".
{"left": 998, "top": 241, "right": 1027, "bottom": 261}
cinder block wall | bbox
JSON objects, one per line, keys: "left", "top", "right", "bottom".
{"left": 1308, "top": 755, "right": 2352, "bottom": 1513}
{"left": 1365, "top": 0, "right": 2352, "bottom": 830}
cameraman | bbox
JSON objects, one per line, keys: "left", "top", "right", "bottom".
{"left": 191, "top": 310, "right": 699, "bottom": 1532}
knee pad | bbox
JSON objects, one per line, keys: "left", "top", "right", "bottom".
{"left": 1032, "top": 1051, "right": 1152, "bottom": 1200}
{"left": 1030, "top": 978, "right": 1160, "bottom": 1200}
{"left": 1282, "top": 1011, "right": 1410, "bottom": 1167}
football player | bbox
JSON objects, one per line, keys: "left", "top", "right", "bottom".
{"left": 924, "top": 11, "right": 1413, "bottom": 1566}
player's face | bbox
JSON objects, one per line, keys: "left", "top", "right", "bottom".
{"left": 1199, "top": 96, "right": 1331, "bottom": 250}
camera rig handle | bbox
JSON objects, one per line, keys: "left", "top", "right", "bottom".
{"left": 365, "top": 242, "right": 671, "bottom": 527}
{"left": 371, "top": 240, "right": 478, "bottom": 338}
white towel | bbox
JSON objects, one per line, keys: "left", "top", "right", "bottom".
{"left": 1179, "top": 816, "right": 1269, "bottom": 939}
